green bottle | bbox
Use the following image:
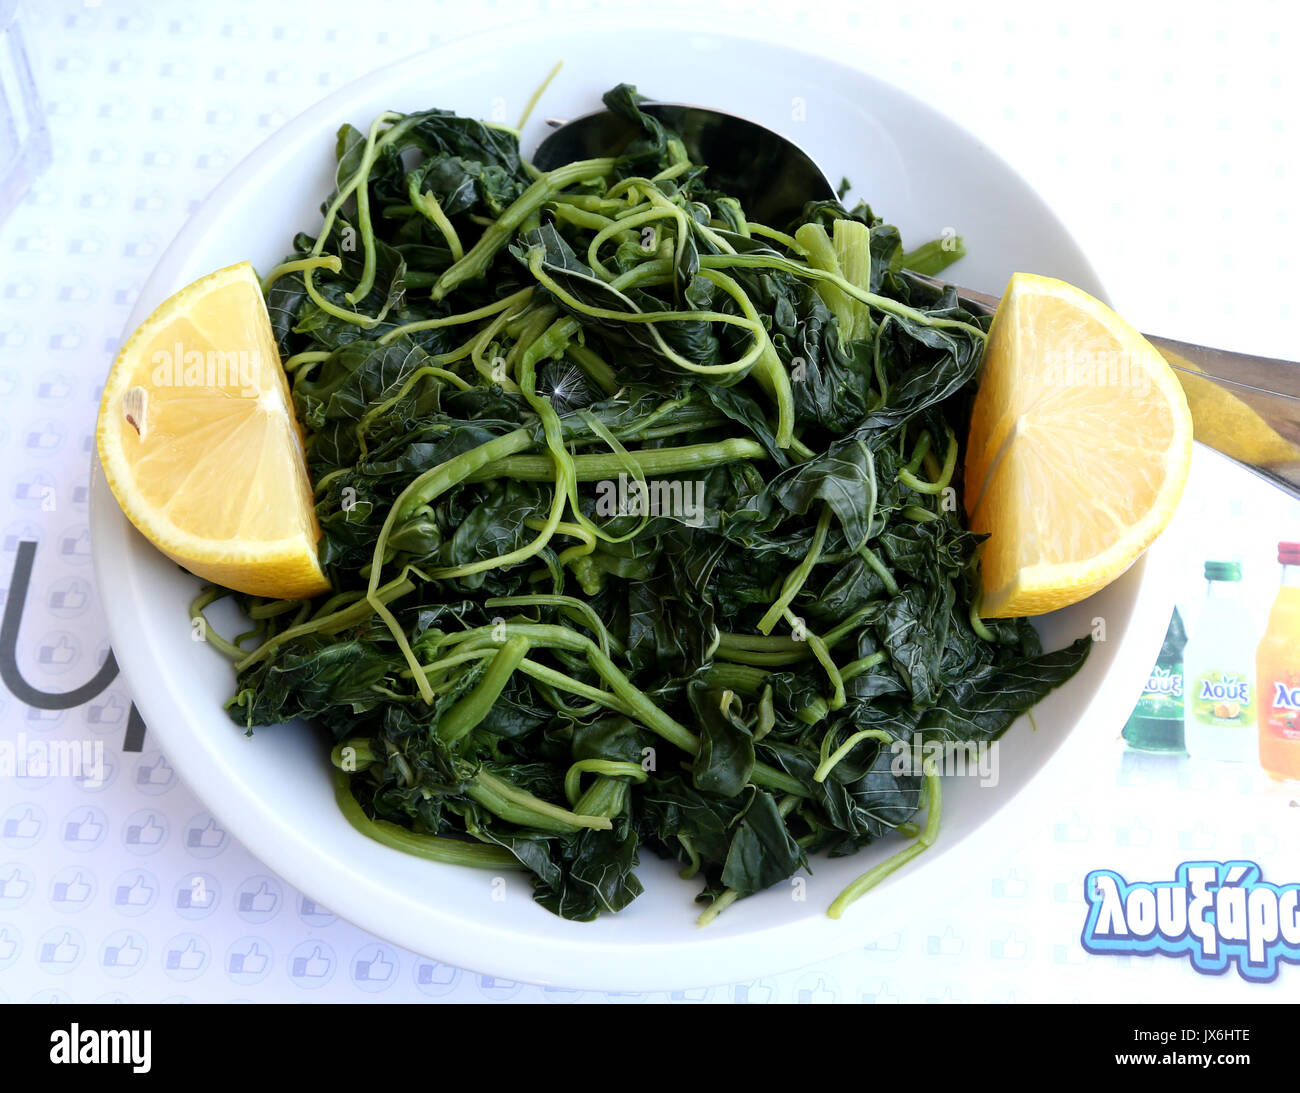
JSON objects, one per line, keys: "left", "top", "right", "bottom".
{"left": 1122, "top": 607, "right": 1188, "bottom": 753}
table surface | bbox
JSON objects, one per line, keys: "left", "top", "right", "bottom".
{"left": 0, "top": 0, "right": 1296, "bottom": 1002}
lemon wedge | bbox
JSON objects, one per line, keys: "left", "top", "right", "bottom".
{"left": 96, "top": 261, "right": 329, "bottom": 599}
{"left": 964, "top": 273, "right": 1192, "bottom": 618}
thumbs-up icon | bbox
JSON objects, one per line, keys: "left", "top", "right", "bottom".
{"left": 87, "top": 691, "right": 125, "bottom": 725}
{"left": 237, "top": 880, "right": 278, "bottom": 915}
{"left": 353, "top": 946, "right": 396, "bottom": 984}
{"left": 989, "top": 928, "right": 1028, "bottom": 962}
{"left": 37, "top": 373, "right": 72, "bottom": 400}
{"left": 291, "top": 944, "right": 331, "bottom": 979}
{"left": 14, "top": 477, "right": 49, "bottom": 504}
{"left": 926, "top": 927, "right": 964, "bottom": 957}
{"left": 104, "top": 935, "right": 144, "bottom": 968}
{"left": 59, "top": 528, "right": 91, "bottom": 557}
{"left": 51, "top": 871, "right": 91, "bottom": 905}
{"left": 49, "top": 580, "right": 89, "bottom": 613}
{"left": 114, "top": 873, "right": 155, "bottom": 909}
{"left": 860, "top": 980, "right": 902, "bottom": 1004}
{"left": 26, "top": 421, "right": 62, "bottom": 450}
{"left": 40, "top": 931, "right": 78, "bottom": 964}
{"left": 186, "top": 817, "right": 225, "bottom": 850}
{"left": 3, "top": 808, "right": 41, "bottom": 841}
{"left": 1242, "top": 826, "right": 1279, "bottom": 854}
{"left": 39, "top": 634, "right": 76, "bottom": 665}
{"left": 228, "top": 941, "right": 269, "bottom": 976}
{"left": 165, "top": 938, "right": 205, "bottom": 971}
{"left": 135, "top": 753, "right": 173, "bottom": 787}
{"left": 125, "top": 812, "right": 165, "bottom": 846}
{"left": 0, "top": 867, "right": 29, "bottom": 901}
{"left": 63, "top": 809, "right": 104, "bottom": 844}
{"left": 0, "top": 928, "right": 18, "bottom": 960}
{"left": 416, "top": 962, "right": 456, "bottom": 987}
{"left": 795, "top": 978, "right": 837, "bottom": 1004}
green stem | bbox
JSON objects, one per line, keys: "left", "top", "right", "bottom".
{"left": 408, "top": 176, "right": 464, "bottom": 261}
{"left": 433, "top": 158, "right": 616, "bottom": 299}
{"left": 260, "top": 255, "right": 342, "bottom": 295}
{"left": 334, "top": 771, "right": 525, "bottom": 870}
{"left": 814, "top": 728, "right": 893, "bottom": 783}
{"left": 378, "top": 287, "right": 532, "bottom": 346}
{"left": 189, "top": 587, "right": 248, "bottom": 660}
{"left": 437, "top": 636, "right": 531, "bottom": 745}
{"left": 899, "top": 426, "right": 957, "bottom": 494}
{"left": 563, "top": 760, "right": 647, "bottom": 807}
{"left": 235, "top": 574, "right": 414, "bottom": 671}
{"left": 827, "top": 771, "right": 942, "bottom": 918}
{"left": 468, "top": 770, "right": 612, "bottom": 833}
{"left": 468, "top": 438, "right": 765, "bottom": 483}
{"left": 698, "top": 253, "right": 987, "bottom": 340}
{"left": 757, "top": 504, "right": 830, "bottom": 634}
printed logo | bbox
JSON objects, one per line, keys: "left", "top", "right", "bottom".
{"left": 1273, "top": 682, "right": 1300, "bottom": 712}
{"left": 1199, "top": 677, "right": 1250, "bottom": 704}
{"left": 1144, "top": 666, "right": 1182, "bottom": 698}
{"left": 1082, "top": 861, "right": 1300, "bottom": 982}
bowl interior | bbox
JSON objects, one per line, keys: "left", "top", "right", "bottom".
{"left": 90, "top": 17, "right": 1174, "bottom": 990}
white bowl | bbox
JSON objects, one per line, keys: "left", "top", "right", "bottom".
{"left": 90, "top": 15, "right": 1179, "bottom": 990}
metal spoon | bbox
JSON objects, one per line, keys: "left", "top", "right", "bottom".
{"left": 536, "top": 103, "right": 1300, "bottom": 498}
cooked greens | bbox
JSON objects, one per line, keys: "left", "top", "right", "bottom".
{"left": 197, "top": 84, "right": 1090, "bottom": 922}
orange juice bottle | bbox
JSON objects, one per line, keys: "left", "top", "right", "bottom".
{"left": 1257, "top": 541, "right": 1300, "bottom": 781}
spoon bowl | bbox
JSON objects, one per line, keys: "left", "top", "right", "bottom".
{"left": 533, "top": 102, "right": 837, "bottom": 227}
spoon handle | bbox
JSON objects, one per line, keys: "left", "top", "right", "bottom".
{"left": 1145, "top": 334, "right": 1300, "bottom": 500}
{"left": 910, "top": 272, "right": 1300, "bottom": 499}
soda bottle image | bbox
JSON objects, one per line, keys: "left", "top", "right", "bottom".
{"left": 1122, "top": 607, "right": 1187, "bottom": 753}
{"left": 1183, "top": 561, "right": 1256, "bottom": 762}
{"left": 1257, "top": 541, "right": 1300, "bottom": 782}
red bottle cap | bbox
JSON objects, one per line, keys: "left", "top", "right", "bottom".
{"left": 1280, "top": 541, "right": 1300, "bottom": 565}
